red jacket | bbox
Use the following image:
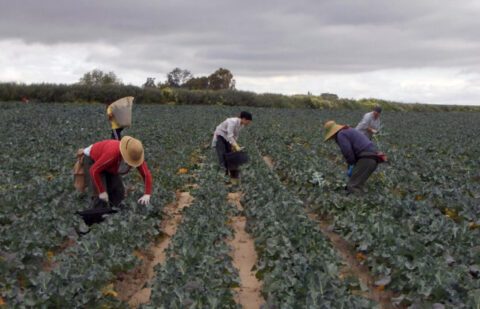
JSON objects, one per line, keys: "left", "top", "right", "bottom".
{"left": 89, "top": 140, "right": 152, "bottom": 195}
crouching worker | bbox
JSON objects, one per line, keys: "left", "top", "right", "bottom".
{"left": 83, "top": 136, "right": 152, "bottom": 208}
{"left": 212, "top": 111, "right": 252, "bottom": 181}
{"left": 324, "top": 121, "right": 386, "bottom": 195}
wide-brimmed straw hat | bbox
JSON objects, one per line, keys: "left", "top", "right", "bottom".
{"left": 119, "top": 136, "right": 144, "bottom": 167}
{"left": 324, "top": 120, "right": 344, "bottom": 141}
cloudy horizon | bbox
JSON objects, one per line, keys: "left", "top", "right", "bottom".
{"left": 1, "top": 0, "right": 479, "bottom": 105}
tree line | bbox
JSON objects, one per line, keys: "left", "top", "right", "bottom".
{"left": 79, "top": 68, "right": 235, "bottom": 91}
{"left": 0, "top": 69, "right": 479, "bottom": 112}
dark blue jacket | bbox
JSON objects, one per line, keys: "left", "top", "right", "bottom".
{"left": 335, "top": 127, "right": 377, "bottom": 165}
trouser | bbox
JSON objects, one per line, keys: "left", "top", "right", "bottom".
{"left": 111, "top": 128, "right": 123, "bottom": 140}
{"left": 215, "top": 136, "right": 239, "bottom": 178}
{"left": 347, "top": 154, "right": 378, "bottom": 195}
{"left": 84, "top": 156, "right": 125, "bottom": 208}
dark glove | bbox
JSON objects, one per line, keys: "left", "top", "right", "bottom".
{"left": 347, "top": 165, "right": 354, "bottom": 177}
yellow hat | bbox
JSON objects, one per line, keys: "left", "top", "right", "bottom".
{"left": 324, "top": 121, "right": 344, "bottom": 141}
{"left": 119, "top": 136, "right": 144, "bottom": 167}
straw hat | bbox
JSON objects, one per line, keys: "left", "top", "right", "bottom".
{"left": 324, "top": 121, "right": 344, "bottom": 141}
{"left": 119, "top": 136, "right": 144, "bottom": 167}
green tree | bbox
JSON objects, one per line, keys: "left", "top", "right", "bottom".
{"left": 143, "top": 77, "right": 156, "bottom": 88}
{"left": 166, "top": 68, "right": 193, "bottom": 88}
{"left": 320, "top": 93, "right": 339, "bottom": 101}
{"left": 208, "top": 68, "right": 235, "bottom": 90}
{"left": 184, "top": 76, "right": 209, "bottom": 90}
{"left": 78, "top": 69, "right": 122, "bottom": 86}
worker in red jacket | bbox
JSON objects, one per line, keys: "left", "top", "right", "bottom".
{"left": 82, "top": 136, "right": 152, "bottom": 208}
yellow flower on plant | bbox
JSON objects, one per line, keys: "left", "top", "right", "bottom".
{"left": 134, "top": 250, "right": 144, "bottom": 260}
{"left": 177, "top": 168, "right": 188, "bottom": 174}
{"left": 379, "top": 172, "right": 384, "bottom": 182}
{"left": 101, "top": 283, "right": 118, "bottom": 297}
{"left": 356, "top": 253, "right": 366, "bottom": 261}
{"left": 444, "top": 208, "right": 457, "bottom": 219}
{"left": 377, "top": 285, "right": 386, "bottom": 291}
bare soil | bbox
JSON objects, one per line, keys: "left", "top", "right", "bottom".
{"left": 226, "top": 192, "right": 264, "bottom": 309}
{"left": 262, "top": 156, "right": 274, "bottom": 169}
{"left": 116, "top": 191, "right": 194, "bottom": 308}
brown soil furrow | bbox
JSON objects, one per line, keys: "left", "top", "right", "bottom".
{"left": 307, "top": 212, "right": 405, "bottom": 309}
{"left": 116, "top": 191, "right": 194, "bottom": 308}
{"left": 262, "top": 156, "right": 274, "bottom": 169}
{"left": 226, "top": 192, "right": 264, "bottom": 309}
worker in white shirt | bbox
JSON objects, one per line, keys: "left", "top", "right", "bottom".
{"left": 356, "top": 106, "right": 382, "bottom": 140}
{"left": 211, "top": 111, "right": 252, "bottom": 178}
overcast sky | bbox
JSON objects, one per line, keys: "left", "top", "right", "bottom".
{"left": 1, "top": 0, "right": 479, "bottom": 105}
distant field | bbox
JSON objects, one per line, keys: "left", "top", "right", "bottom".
{"left": 1, "top": 102, "right": 479, "bottom": 308}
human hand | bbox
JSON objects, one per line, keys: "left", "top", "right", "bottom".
{"left": 232, "top": 141, "right": 241, "bottom": 151}
{"left": 138, "top": 194, "right": 151, "bottom": 205}
{"left": 99, "top": 192, "right": 109, "bottom": 202}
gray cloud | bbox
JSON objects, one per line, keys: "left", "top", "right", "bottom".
{"left": 1, "top": 0, "right": 480, "bottom": 105}
{"left": 1, "top": 0, "right": 479, "bottom": 75}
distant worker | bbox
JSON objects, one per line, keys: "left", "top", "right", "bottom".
{"left": 356, "top": 106, "right": 382, "bottom": 140}
{"left": 107, "top": 102, "right": 123, "bottom": 140}
{"left": 324, "top": 121, "right": 386, "bottom": 195}
{"left": 83, "top": 136, "right": 152, "bottom": 208}
{"left": 212, "top": 111, "right": 252, "bottom": 180}
{"left": 106, "top": 97, "right": 134, "bottom": 140}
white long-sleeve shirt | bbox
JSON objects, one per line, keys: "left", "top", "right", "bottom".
{"left": 212, "top": 117, "right": 243, "bottom": 147}
{"left": 355, "top": 112, "right": 380, "bottom": 140}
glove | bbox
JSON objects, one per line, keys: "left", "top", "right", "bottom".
{"left": 232, "top": 141, "right": 241, "bottom": 151}
{"left": 371, "top": 129, "right": 378, "bottom": 134}
{"left": 99, "top": 192, "right": 109, "bottom": 202}
{"left": 138, "top": 194, "right": 151, "bottom": 205}
{"left": 347, "top": 165, "right": 355, "bottom": 177}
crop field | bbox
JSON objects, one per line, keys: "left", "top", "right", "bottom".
{"left": 1, "top": 102, "right": 480, "bottom": 308}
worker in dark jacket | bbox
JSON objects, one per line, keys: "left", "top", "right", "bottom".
{"left": 324, "top": 120, "right": 385, "bottom": 195}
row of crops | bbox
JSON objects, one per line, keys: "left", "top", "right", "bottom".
{"left": 240, "top": 144, "right": 375, "bottom": 308}
{"left": 1, "top": 102, "right": 479, "bottom": 308}
{"left": 0, "top": 103, "right": 222, "bottom": 307}
{"left": 245, "top": 108, "right": 480, "bottom": 307}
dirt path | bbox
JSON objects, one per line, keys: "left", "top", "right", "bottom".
{"left": 226, "top": 192, "right": 264, "bottom": 309}
{"left": 262, "top": 156, "right": 274, "bottom": 169}
{"left": 307, "top": 212, "right": 404, "bottom": 309}
{"left": 115, "top": 191, "right": 194, "bottom": 308}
